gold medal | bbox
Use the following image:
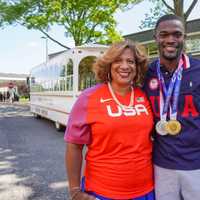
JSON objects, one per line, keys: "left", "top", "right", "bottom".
{"left": 165, "top": 120, "right": 181, "bottom": 135}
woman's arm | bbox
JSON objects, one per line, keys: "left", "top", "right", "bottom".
{"left": 65, "top": 143, "right": 95, "bottom": 200}
{"left": 65, "top": 143, "right": 83, "bottom": 189}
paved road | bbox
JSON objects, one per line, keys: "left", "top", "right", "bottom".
{"left": 0, "top": 103, "right": 69, "bottom": 200}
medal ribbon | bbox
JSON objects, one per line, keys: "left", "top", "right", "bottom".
{"left": 170, "top": 66, "right": 183, "bottom": 120}
{"left": 157, "top": 55, "right": 184, "bottom": 121}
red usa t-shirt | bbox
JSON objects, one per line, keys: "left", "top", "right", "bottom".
{"left": 64, "top": 83, "right": 154, "bottom": 199}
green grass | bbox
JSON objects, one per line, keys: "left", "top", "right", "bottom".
{"left": 19, "top": 97, "right": 29, "bottom": 103}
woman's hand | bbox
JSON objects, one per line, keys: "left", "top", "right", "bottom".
{"left": 71, "top": 190, "right": 96, "bottom": 200}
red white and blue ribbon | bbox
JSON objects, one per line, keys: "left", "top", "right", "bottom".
{"left": 156, "top": 54, "right": 185, "bottom": 121}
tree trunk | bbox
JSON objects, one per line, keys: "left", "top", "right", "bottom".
{"left": 173, "top": 0, "right": 186, "bottom": 30}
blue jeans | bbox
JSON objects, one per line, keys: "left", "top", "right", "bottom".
{"left": 81, "top": 177, "right": 155, "bottom": 200}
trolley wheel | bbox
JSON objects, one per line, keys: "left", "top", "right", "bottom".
{"left": 55, "top": 121, "right": 65, "bottom": 132}
{"left": 33, "top": 113, "right": 41, "bottom": 119}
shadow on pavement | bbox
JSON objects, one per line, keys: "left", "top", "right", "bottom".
{"left": 0, "top": 103, "right": 69, "bottom": 200}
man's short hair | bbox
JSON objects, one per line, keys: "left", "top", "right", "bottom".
{"left": 155, "top": 14, "right": 184, "bottom": 30}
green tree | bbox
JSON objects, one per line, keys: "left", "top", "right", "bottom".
{"left": 0, "top": 0, "right": 141, "bottom": 47}
{"left": 140, "top": 0, "right": 198, "bottom": 29}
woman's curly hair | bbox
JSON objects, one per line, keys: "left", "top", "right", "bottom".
{"left": 93, "top": 39, "right": 148, "bottom": 87}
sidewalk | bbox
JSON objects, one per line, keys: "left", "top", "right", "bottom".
{"left": 14, "top": 101, "right": 30, "bottom": 107}
{"left": 0, "top": 101, "right": 30, "bottom": 107}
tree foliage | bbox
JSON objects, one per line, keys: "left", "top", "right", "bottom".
{"left": 0, "top": 0, "right": 141, "bottom": 47}
{"left": 140, "top": 0, "right": 198, "bottom": 30}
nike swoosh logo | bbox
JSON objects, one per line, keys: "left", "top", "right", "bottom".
{"left": 100, "top": 98, "right": 113, "bottom": 103}
{"left": 136, "top": 97, "right": 144, "bottom": 102}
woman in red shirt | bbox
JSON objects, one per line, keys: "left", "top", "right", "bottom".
{"left": 65, "top": 40, "right": 154, "bottom": 200}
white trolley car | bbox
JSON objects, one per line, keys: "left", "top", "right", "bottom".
{"left": 29, "top": 44, "right": 107, "bottom": 130}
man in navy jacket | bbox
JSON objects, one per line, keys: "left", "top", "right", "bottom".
{"left": 144, "top": 14, "right": 200, "bottom": 200}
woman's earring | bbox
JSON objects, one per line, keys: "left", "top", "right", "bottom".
{"left": 131, "top": 80, "right": 134, "bottom": 86}
{"left": 107, "top": 73, "right": 111, "bottom": 82}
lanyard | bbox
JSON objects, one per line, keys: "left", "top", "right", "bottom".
{"left": 157, "top": 55, "right": 184, "bottom": 121}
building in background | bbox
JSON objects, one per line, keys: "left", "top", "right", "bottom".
{"left": 0, "top": 73, "right": 28, "bottom": 102}
{"left": 124, "top": 18, "right": 200, "bottom": 61}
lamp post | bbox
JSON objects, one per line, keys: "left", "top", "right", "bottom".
{"left": 41, "top": 36, "right": 49, "bottom": 65}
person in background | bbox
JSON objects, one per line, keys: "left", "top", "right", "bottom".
{"left": 64, "top": 40, "right": 155, "bottom": 200}
{"left": 143, "top": 14, "right": 200, "bottom": 200}
{"left": 9, "top": 88, "right": 15, "bottom": 103}
{"left": 0, "top": 92, "right": 3, "bottom": 102}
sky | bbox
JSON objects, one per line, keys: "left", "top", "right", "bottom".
{"left": 0, "top": 0, "right": 200, "bottom": 75}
